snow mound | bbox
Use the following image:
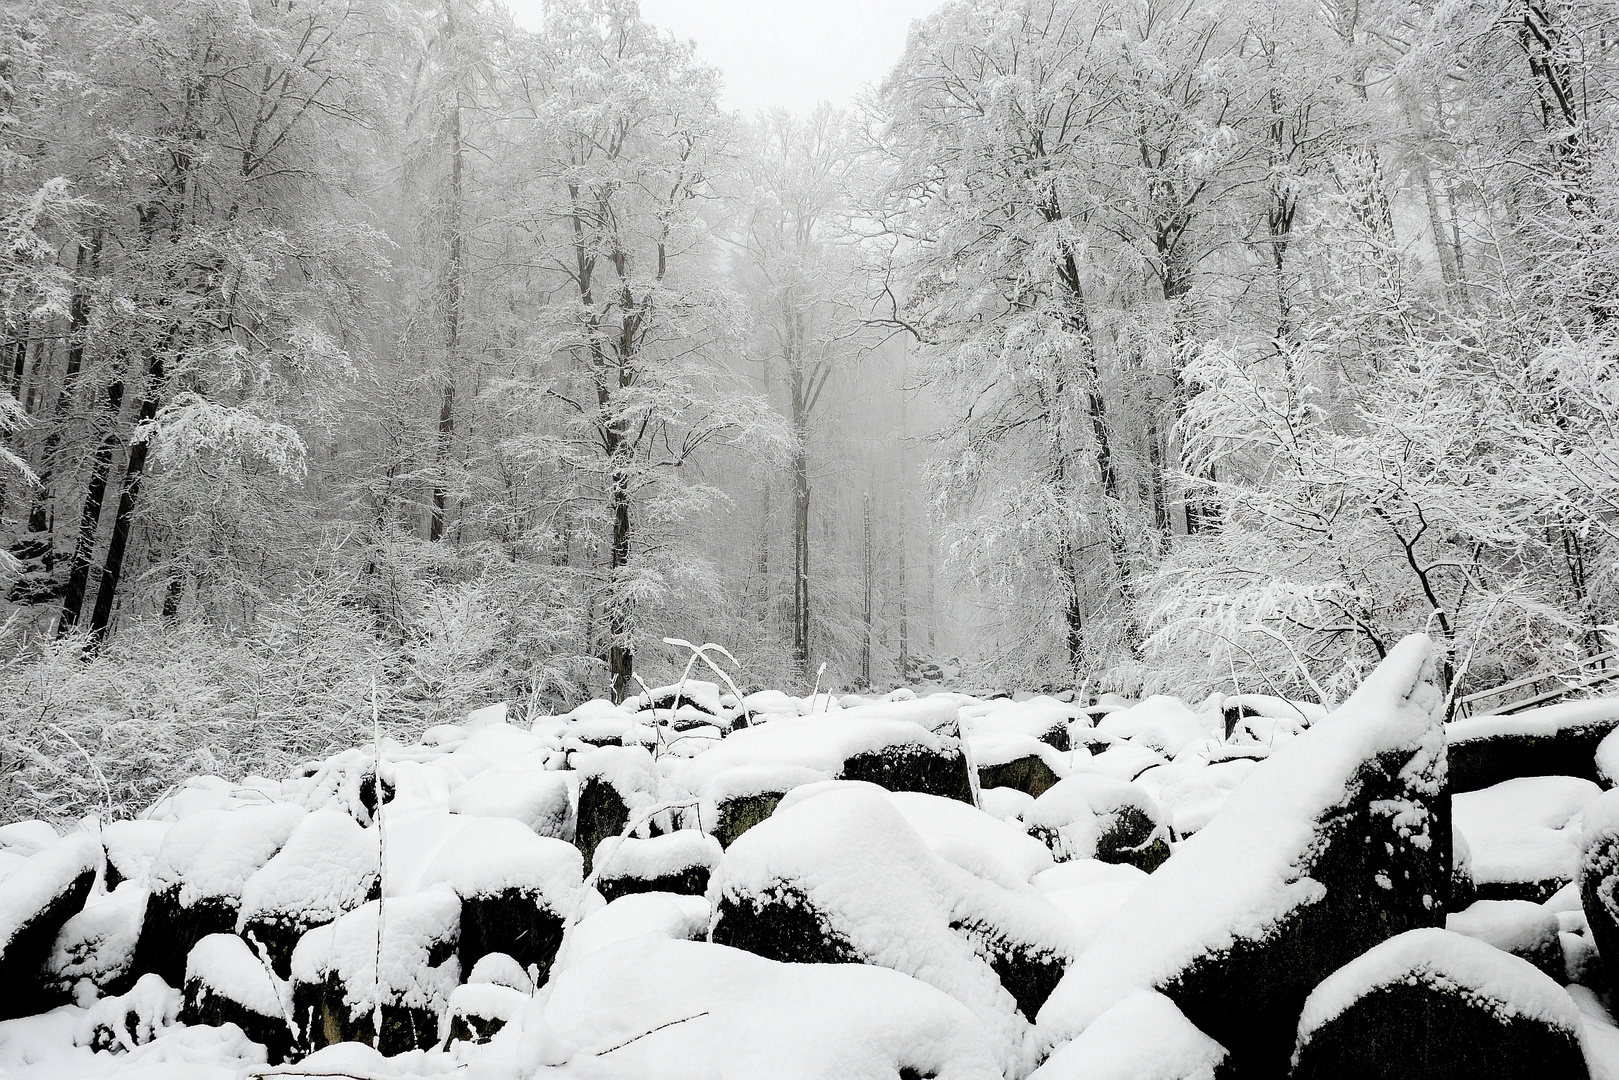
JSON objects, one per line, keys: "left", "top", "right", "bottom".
{"left": 150, "top": 804, "right": 305, "bottom": 909}
{"left": 518, "top": 937, "right": 1002, "bottom": 1079}
{"left": 45, "top": 878, "right": 146, "bottom": 996}
{"left": 238, "top": 809, "right": 377, "bottom": 941}
{"left": 447, "top": 769, "right": 573, "bottom": 840}
{"left": 1030, "top": 990, "right": 1227, "bottom": 1080}
{"left": 1297, "top": 927, "right": 1580, "bottom": 1041}
{"left": 290, "top": 886, "right": 461, "bottom": 1027}
{"left": 711, "top": 781, "right": 1081, "bottom": 1073}
{"left": 1453, "top": 775, "right": 1600, "bottom": 899}
{"left": 1095, "top": 696, "right": 1214, "bottom": 757}
{"left": 888, "top": 790, "right": 1054, "bottom": 883}
{"left": 555, "top": 891, "right": 711, "bottom": 971}
{"left": 185, "top": 932, "right": 286, "bottom": 1020}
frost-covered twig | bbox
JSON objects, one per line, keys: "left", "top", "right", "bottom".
{"left": 592, "top": 1010, "right": 711, "bottom": 1055}
{"left": 370, "top": 675, "right": 386, "bottom": 1040}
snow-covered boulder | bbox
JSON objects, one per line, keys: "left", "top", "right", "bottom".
{"left": 553, "top": 891, "right": 710, "bottom": 973}
{"left": 289, "top": 886, "right": 460, "bottom": 1056}
{"left": 133, "top": 803, "right": 304, "bottom": 987}
{"left": 74, "top": 971, "right": 180, "bottom": 1053}
{"left": 684, "top": 713, "right": 976, "bottom": 848}
{"left": 1030, "top": 990, "right": 1229, "bottom": 1080}
{"left": 1027, "top": 774, "right": 1169, "bottom": 873}
{"left": 971, "top": 731, "right": 1066, "bottom": 798}
{"left": 1446, "top": 899, "right": 1564, "bottom": 982}
{"left": 574, "top": 746, "right": 661, "bottom": 874}
{"left": 446, "top": 953, "right": 531, "bottom": 1046}
{"left": 236, "top": 809, "right": 378, "bottom": 977}
{"left": 45, "top": 877, "right": 146, "bottom": 999}
{"left": 888, "top": 790, "right": 1054, "bottom": 883}
{"left": 1453, "top": 775, "right": 1600, "bottom": 901}
{"left": 1032, "top": 861, "right": 1149, "bottom": 943}
{"left": 1290, "top": 928, "right": 1586, "bottom": 1079}
{"left": 425, "top": 816, "right": 582, "bottom": 980}
{"left": 516, "top": 937, "right": 1003, "bottom": 1079}
{"left": 1447, "top": 698, "right": 1619, "bottom": 793}
{"left": 447, "top": 768, "right": 574, "bottom": 841}
{"left": 101, "top": 819, "right": 170, "bottom": 890}
{"left": 0, "top": 832, "right": 101, "bottom": 1018}
{"left": 1580, "top": 788, "right": 1619, "bottom": 989}
{"left": 1035, "top": 634, "right": 1449, "bottom": 1076}
{"left": 710, "top": 782, "right": 1081, "bottom": 1073}
{"left": 181, "top": 932, "right": 294, "bottom": 1063}
{"left": 594, "top": 830, "right": 721, "bottom": 903}
{"left": 1095, "top": 696, "right": 1215, "bottom": 758}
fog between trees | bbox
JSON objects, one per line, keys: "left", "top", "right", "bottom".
{"left": 2, "top": 0, "right": 1618, "bottom": 812}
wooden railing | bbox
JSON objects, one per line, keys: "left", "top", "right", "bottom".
{"left": 1454, "top": 649, "right": 1619, "bottom": 718}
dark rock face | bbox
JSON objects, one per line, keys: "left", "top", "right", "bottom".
{"left": 292, "top": 972, "right": 444, "bottom": 1056}
{"left": 1094, "top": 805, "right": 1171, "bottom": 873}
{"left": 977, "top": 755, "right": 1062, "bottom": 799}
{"left": 1448, "top": 717, "right": 1619, "bottom": 794}
{"left": 1580, "top": 811, "right": 1619, "bottom": 988}
{"left": 1291, "top": 980, "right": 1586, "bottom": 1080}
{"left": 182, "top": 970, "right": 295, "bottom": 1064}
{"left": 715, "top": 792, "right": 785, "bottom": 848}
{"left": 576, "top": 776, "right": 631, "bottom": 875}
{"left": 447, "top": 1010, "right": 506, "bottom": 1045}
{"left": 1474, "top": 878, "right": 1567, "bottom": 903}
{"left": 132, "top": 888, "right": 238, "bottom": 991}
{"left": 457, "top": 887, "right": 565, "bottom": 985}
{"left": 0, "top": 865, "right": 96, "bottom": 1019}
{"left": 1157, "top": 748, "right": 1451, "bottom": 1080}
{"left": 597, "top": 865, "right": 710, "bottom": 903}
{"left": 949, "top": 915, "right": 1067, "bottom": 1020}
{"left": 712, "top": 881, "right": 861, "bottom": 966}
{"left": 840, "top": 743, "right": 974, "bottom": 804}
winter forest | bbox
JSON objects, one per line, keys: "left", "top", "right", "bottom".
{"left": 3, "top": 0, "right": 1619, "bottom": 1076}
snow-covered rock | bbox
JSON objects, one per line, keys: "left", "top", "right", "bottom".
{"left": 1032, "top": 861, "right": 1149, "bottom": 944}
{"left": 1453, "top": 775, "right": 1600, "bottom": 901}
{"left": 574, "top": 745, "right": 661, "bottom": 874}
{"left": 1095, "top": 696, "right": 1215, "bottom": 758}
{"left": 710, "top": 781, "right": 1081, "bottom": 1073}
{"left": 970, "top": 731, "right": 1066, "bottom": 797}
{"left": 236, "top": 809, "right": 378, "bottom": 977}
{"left": 182, "top": 932, "right": 294, "bottom": 1063}
{"left": 1446, "top": 899, "right": 1564, "bottom": 982}
{"left": 1580, "top": 788, "right": 1619, "bottom": 989}
{"left": 1036, "top": 634, "right": 1450, "bottom": 1076}
{"left": 516, "top": 936, "right": 1003, "bottom": 1079}
{"left": 593, "top": 830, "right": 721, "bottom": 902}
{"left": 1291, "top": 928, "right": 1585, "bottom": 1079}
{"left": 101, "top": 819, "right": 170, "bottom": 890}
{"left": 1030, "top": 990, "right": 1228, "bottom": 1080}
{"left": 0, "top": 832, "right": 101, "bottom": 1018}
{"left": 555, "top": 891, "right": 711, "bottom": 972}
{"left": 888, "top": 790, "right": 1054, "bottom": 883}
{"left": 289, "top": 886, "right": 460, "bottom": 1056}
{"left": 1027, "top": 774, "right": 1169, "bottom": 873}
{"left": 44, "top": 877, "right": 145, "bottom": 999}
{"left": 134, "top": 803, "right": 304, "bottom": 987}
{"left": 1448, "top": 697, "right": 1619, "bottom": 793}
{"left": 447, "top": 768, "right": 573, "bottom": 841}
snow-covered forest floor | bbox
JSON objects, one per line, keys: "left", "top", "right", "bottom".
{"left": 0, "top": 633, "right": 1614, "bottom": 1079}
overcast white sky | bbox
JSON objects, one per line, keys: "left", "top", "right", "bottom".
{"left": 504, "top": 0, "right": 943, "bottom": 116}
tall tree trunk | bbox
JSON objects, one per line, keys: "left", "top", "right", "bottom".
{"left": 861, "top": 491, "right": 872, "bottom": 689}
{"left": 608, "top": 464, "right": 633, "bottom": 702}
{"left": 86, "top": 355, "right": 164, "bottom": 639}
{"left": 57, "top": 370, "right": 128, "bottom": 635}
{"left": 790, "top": 368, "right": 810, "bottom": 671}
{"left": 430, "top": 0, "right": 464, "bottom": 543}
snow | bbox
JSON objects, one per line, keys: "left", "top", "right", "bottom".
{"left": 1031, "top": 861, "right": 1149, "bottom": 943}
{"left": 887, "top": 790, "right": 1054, "bottom": 882}
{"left": 1036, "top": 633, "right": 1443, "bottom": 1048}
{"left": 836, "top": 697, "right": 965, "bottom": 733}
{"left": 1599, "top": 727, "right": 1619, "bottom": 788}
{"left": 713, "top": 781, "right": 1081, "bottom": 1073}
{"left": 420, "top": 816, "right": 583, "bottom": 903}
{"left": 0, "top": 832, "right": 99, "bottom": 951}
{"left": 467, "top": 951, "right": 534, "bottom": 992}
{"left": 289, "top": 886, "right": 461, "bottom": 1022}
{"left": 980, "top": 786, "right": 1036, "bottom": 822}
{"left": 150, "top": 805, "right": 305, "bottom": 908}
{"left": 185, "top": 932, "right": 286, "bottom": 1019}
{"left": 1079, "top": 742, "right": 1168, "bottom": 782}
{"left": 1584, "top": 787, "right": 1619, "bottom": 852}
{"left": 447, "top": 769, "right": 573, "bottom": 840}
{"left": 74, "top": 972, "right": 181, "bottom": 1051}
{"left": 237, "top": 809, "right": 377, "bottom": 933}
{"left": 1570, "top": 984, "right": 1619, "bottom": 1080}
{"left": 1446, "top": 696, "right": 1619, "bottom": 743}
{"left": 1294, "top": 928, "right": 1581, "bottom": 1047}
{"left": 1094, "top": 696, "right": 1215, "bottom": 757}
{"left": 46, "top": 880, "right": 146, "bottom": 995}
{"left": 1446, "top": 900, "right": 1560, "bottom": 960}
{"left": 968, "top": 731, "right": 1068, "bottom": 773}
{"left": 1452, "top": 775, "right": 1601, "bottom": 890}
{"left": 1029, "top": 990, "right": 1226, "bottom": 1080}
{"left": 592, "top": 830, "right": 720, "bottom": 883}
{"left": 680, "top": 713, "right": 963, "bottom": 794}
{"left": 102, "top": 821, "right": 171, "bottom": 885}
{"left": 573, "top": 746, "right": 660, "bottom": 812}
{"left": 518, "top": 937, "right": 1003, "bottom": 1079}
{"left": 554, "top": 892, "right": 711, "bottom": 971}
{"left": 636, "top": 679, "right": 724, "bottom": 717}
{"left": 0, "top": 821, "right": 60, "bottom": 855}
{"left": 1023, "top": 781, "right": 1101, "bottom": 861}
